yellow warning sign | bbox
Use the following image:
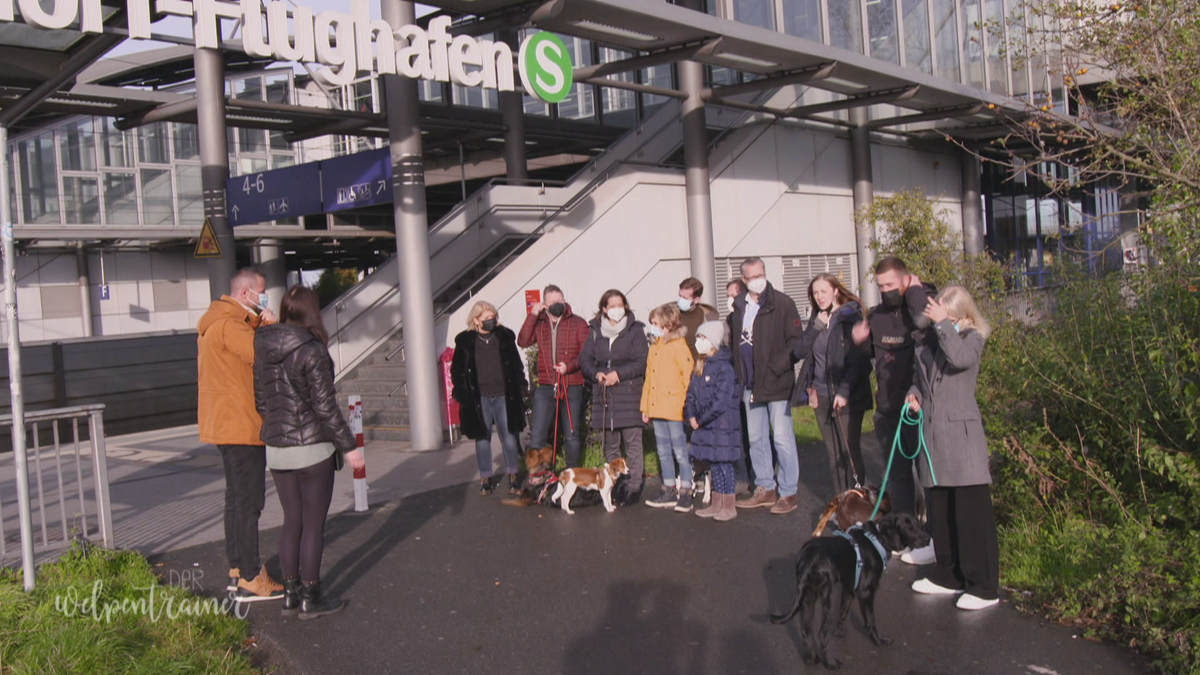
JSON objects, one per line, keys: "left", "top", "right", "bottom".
{"left": 194, "top": 218, "right": 222, "bottom": 259}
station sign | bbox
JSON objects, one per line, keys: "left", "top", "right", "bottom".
{"left": 225, "top": 161, "right": 323, "bottom": 225}
{"left": 321, "top": 148, "right": 391, "bottom": 213}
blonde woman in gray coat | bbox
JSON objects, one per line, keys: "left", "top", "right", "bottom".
{"left": 904, "top": 286, "right": 1000, "bottom": 611}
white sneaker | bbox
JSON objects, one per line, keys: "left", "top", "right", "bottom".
{"left": 956, "top": 593, "right": 1000, "bottom": 610}
{"left": 911, "top": 578, "right": 961, "bottom": 595}
{"left": 900, "top": 541, "right": 937, "bottom": 565}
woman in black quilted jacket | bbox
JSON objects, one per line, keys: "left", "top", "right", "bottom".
{"left": 254, "top": 285, "right": 364, "bottom": 620}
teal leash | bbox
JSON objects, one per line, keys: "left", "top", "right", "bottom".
{"left": 869, "top": 405, "right": 936, "bottom": 521}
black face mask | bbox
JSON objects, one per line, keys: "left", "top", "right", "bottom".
{"left": 548, "top": 303, "right": 566, "bottom": 317}
{"left": 881, "top": 289, "right": 903, "bottom": 308}
{"left": 480, "top": 318, "right": 497, "bottom": 332}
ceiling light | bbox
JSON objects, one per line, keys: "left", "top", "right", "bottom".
{"left": 46, "top": 97, "right": 119, "bottom": 108}
{"left": 716, "top": 53, "right": 779, "bottom": 69}
{"left": 570, "top": 20, "right": 659, "bottom": 43}
{"left": 821, "top": 77, "right": 870, "bottom": 90}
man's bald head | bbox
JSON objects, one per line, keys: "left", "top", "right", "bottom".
{"left": 231, "top": 268, "right": 265, "bottom": 296}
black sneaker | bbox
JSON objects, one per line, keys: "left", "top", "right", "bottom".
{"left": 508, "top": 476, "right": 521, "bottom": 495}
{"left": 674, "top": 490, "right": 694, "bottom": 513}
{"left": 646, "top": 486, "right": 678, "bottom": 509}
{"left": 480, "top": 478, "right": 493, "bottom": 496}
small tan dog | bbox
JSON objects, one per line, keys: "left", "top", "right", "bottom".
{"left": 552, "top": 458, "right": 629, "bottom": 515}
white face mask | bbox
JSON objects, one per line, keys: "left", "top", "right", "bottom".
{"left": 648, "top": 324, "right": 664, "bottom": 338}
{"left": 606, "top": 307, "right": 626, "bottom": 322}
{"left": 694, "top": 337, "right": 713, "bottom": 355}
{"left": 747, "top": 278, "right": 768, "bottom": 295}
{"left": 258, "top": 292, "right": 269, "bottom": 310}
{"left": 726, "top": 297, "right": 736, "bottom": 313}
{"left": 677, "top": 297, "right": 693, "bottom": 312}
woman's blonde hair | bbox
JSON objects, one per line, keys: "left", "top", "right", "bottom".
{"left": 937, "top": 286, "right": 990, "bottom": 338}
{"left": 466, "top": 300, "right": 499, "bottom": 330}
{"left": 648, "top": 303, "right": 681, "bottom": 333}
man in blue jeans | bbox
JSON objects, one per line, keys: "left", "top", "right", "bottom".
{"left": 518, "top": 285, "right": 588, "bottom": 467}
{"left": 729, "top": 258, "right": 804, "bottom": 514}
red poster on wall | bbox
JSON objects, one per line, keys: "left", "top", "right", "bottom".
{"left": 525, "top": 289, "right": 540, "bottom": 315}
{"left": 440, "top": 348, "right": 460, "bottom": 426}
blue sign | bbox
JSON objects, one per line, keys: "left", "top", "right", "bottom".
{"left": 99, "top": 284, "right": 109, "bottom": 300}
{"left": 321, "top": 148, "right": 392, "bottom": 213}
{"left": 226, "top": 162, "right": 323, "bottom": 226}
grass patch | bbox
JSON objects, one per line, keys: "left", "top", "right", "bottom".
{"left": 792, "top": 406, "right": 875, "bottom": 447}
{"left": 0, "top": 544, "right": 258, "bottom": 675}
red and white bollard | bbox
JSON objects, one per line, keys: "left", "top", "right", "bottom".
{"left": 348, "top": 395, "right": 368, "bottom": 512}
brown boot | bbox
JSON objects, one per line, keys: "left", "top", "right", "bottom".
{"left": 696, "top": 492, "right": 724, "bottom": 518}
{"left": 736, "top": 486, "right": 777, "bottom": 509}
{"left": 769, "top": 495, "right": 799, "bottom": 515}
{"left": 714, "top": 493, "right": 738, "bottom": 521}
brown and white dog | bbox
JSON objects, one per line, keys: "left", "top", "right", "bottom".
{"left": 811, "top": 485, "right": 890, "bottom": 537}
{"left": 552, "top": 458, "right": 629, "bottom": 515}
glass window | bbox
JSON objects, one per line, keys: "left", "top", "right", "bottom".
{"left": 557, "top": 38, "right": 595, "bottom": 121}
{"left": 17, "top": 134, "right": 59, "bottom": 224}
{"left": 418, "top": 80, "right": 443, "bottom": 103}
{"left": 235, "top": 76, "right": 264, "bottom": 101}
{"left": 352, "top": 78, "right": 375, "bottom": 113}
{"left": 830, "top": 1, "right": 864, "bottom": 53}
{"left": 175, "top": 164, "right": 203, "bottom": 226}
{"left": 140, "top": 168, "right": 174, "bottom": 226}
{"left": 960, "top": 0, "right": 986, "bottom": 88}
{"left": 103, "top": 172, "right": 138, "bottom": 225}
{"left": 62, "top": 176, "right": 100, "bottom": 224}
{"left": 452, "top": 83, "right": 487, "bottom": 108}
{"left": 173, "top": 123, "right": 199, "bottom": 161}
{"left": 60, "top": 119, "right": 97, "bottom": 171}
{"left": 985, "top": 0, "right": 1007, "bottom": 92}
{"left": 269, "top": 130, "right": 291, "bottom": 151}
{"left": 100, "top": 119, "right": 134, "bottom": 168}
{"left": 867, "top": 0, "right": 900, "bottom": 63}
{"left": 239, "top": 127, "right": 266, "bottom": 154}
{"left": 902, "top": 0, "right": 932, "bottom": 74}
{"left": 1008, "top": 4, "right": 1029, "bottom": 99}
{"left": 734, "top": 0, "right": 775, "bottom": 29}
{"left": 782, "top": 0, "right": 822, "bottom": 42}
{"left": 932, "top": 0, "right": 959, "bottom": 81}
{"left": 264, "top": 72, "right": 291, "bottom": 104}
{"left": 271, "top": 153, "right": 294, "bottom": 168}
{"left": 599, "top": 47, "right": 636, "bottom": 128}
{"left": 641, "top": 65, "right": 672, "bottom": 117}
{"left": 138, "top": 122, "right": 171, "bottom": 165}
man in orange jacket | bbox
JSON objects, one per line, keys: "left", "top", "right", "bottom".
{"left": 198, "top": 268, "right": 283, "bottom": 602}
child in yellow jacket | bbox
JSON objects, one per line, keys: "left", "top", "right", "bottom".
{"left": 641, "top": 303, "right": 695, "bottom": 512}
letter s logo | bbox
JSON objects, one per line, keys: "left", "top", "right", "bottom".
{"left": 519, "top": 32, "right": 574, "bottom": 104}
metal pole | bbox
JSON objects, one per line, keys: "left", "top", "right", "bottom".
{"left": 251, "top": 238, "right": 286, "bottom": 311}
{"left": 961, "top": 150, "right": 984, "bottom": 256}
{"left": 499, "top": 30, "right": 528, "bottom": 182}
{"left": 89, "top": 410, "right": 114, "bottom": 549}
{"left": 680, "top": 60, "right": 718, "bottom": 308}
{"left": 1, "top": 125, "right": 37, "bottom": 591}
{"left": 76, "top": 243, "right": 93, "bottom": 338}
{"left": 849, "top": 106, "right": 879, "bottom": 306}
{"left": 382, "top": 0, "right": 444, "bottom": 451}
{"left": 195, "top": 47, "right": 236, "bottom": 300}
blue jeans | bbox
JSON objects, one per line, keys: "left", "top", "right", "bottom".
{"left": 743, "top": 390, "right": 800, "bottom": 497}
{"left": 529, "top": 384, "right": 584, "bottom": 467}
{"left": 652, "top": 419, "right": 691, "bottom": 488}
{"left": 475, "top": 396, "right": 521, "bottom": 479}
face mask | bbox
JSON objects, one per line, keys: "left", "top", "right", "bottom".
{"left": 747, "top": 278, "right": 767, "bottom": 295}
{"left": 606, "top": 307, "right": 626, "bottom": 322}
{"left": 648, "top": 324, "right": 664, "bottom": 338}
{"left": 547, "top": 303, "right": 566, "bottom": 317}
{"left": 726, "top": 297, "right": 736, "bottom": 313}
{"left": 258, "top": 293, "right": 269, "bottom": 310}
{"left": 881, "top": 289, "right": 903, "bottom": 308}
{"left": 694, "top": 337, "right": 713, "bottom": 355}
{"left": 481, "top": 318, "right": 497, "bottom": 332}
{"left": 677, "top": 297, "right": 693, "bottom": 312}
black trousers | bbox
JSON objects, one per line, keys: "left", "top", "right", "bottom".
{"left": 874, "top": 412, "right": 920, "bottom": 515}
{"left": 218, "top": 444, "right": 267, "bottom": 574}
{"left": 924, "top": 484, "right": 1000, "bottom": 600}
{"left": 271, "top": 455, "right": 337, "bottom": 583}
{"left": 815, "top": 398, "right": 864, "bottom": 493}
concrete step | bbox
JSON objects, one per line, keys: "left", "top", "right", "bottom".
{"left": 363, "top": 425, "right": 410, "bottom": 442}
{"left": 337, "top": 380, "right": 407, "bottom": 396}
{"left": 364, "top": 409, "right": 410, "bottom": 427}
{"left": 350, "top": 363, "right": 407, "bottom": 381}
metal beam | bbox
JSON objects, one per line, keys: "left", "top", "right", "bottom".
{"left": 0, "top": 33, "right": 124, "bottom": 127}
{"left": 113, "top": 98, "right": 200, "bottom": 130}
{"left": 573, "top": 39, "right": 721, "bottom": 81}
{"left": 704, "top": 62, "right": 837, "bottom": 100}
{"left": 786, "top": 85, "right": 921, "bottom": 117}
{"left": 705, "top": 96, "right": 854, "bottom": 127}
{"left": 867, "top": 103, "right": 983, "bottom": 129}
{"left": 577, "top": 77, "right": 688, "bottom": 100}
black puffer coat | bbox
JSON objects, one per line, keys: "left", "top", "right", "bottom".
{"left": 791, "top": 301, "right": 873, "bottom": 412}
{"left": 450, "top": 326, "right": 528, "bottom": 441}
{"left": 579, "top": 314, "right": 648, "bottom": 430}
{"left": 254, "top": 323, "right": 356, "bottom": 453}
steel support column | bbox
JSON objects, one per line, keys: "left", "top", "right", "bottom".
{"left": 499, "top": 30, "right": 528, "bottom": 181}
{"left": 680, "top": 60, "right": 717, "bottom": 307}
{"left": 195, "top": 48, "right": 236, "bottom": 300}
{"left": 961, "top": 150, "right": 984, "bottom": 256}
{"left": 252, "top": 239, "right": 286, "bottom": 311}
{"left": 76, "top": 243, "right": 93, "bottom": 338}
{"left": 850, "top": 107, "right": 879, "bottom": 306}
{"left": 383, "top": 0, "right": 443, "bottom": 451}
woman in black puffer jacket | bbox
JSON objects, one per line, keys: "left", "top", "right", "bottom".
{"left": 254, "top": 285, "right": 363, "bottom": 620}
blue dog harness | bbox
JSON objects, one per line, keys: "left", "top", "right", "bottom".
{"left": 833, "top": 525, "right": 889, "bottom": 590}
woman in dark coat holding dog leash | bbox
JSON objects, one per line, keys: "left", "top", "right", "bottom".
{"left": 579, "top": 289, "right": 648, "bottom": 505}
{"left": 905, "top": 285, "right": 1000, "bottom": 611}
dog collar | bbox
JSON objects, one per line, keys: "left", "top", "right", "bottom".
{"left": 834, "top": 526, "right": 889, "bottom": 590}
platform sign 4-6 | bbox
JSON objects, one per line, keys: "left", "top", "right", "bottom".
{"left": 225, "top": 163, "right": 322, "bottom": 226}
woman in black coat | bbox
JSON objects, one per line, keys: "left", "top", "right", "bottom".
{"left": 579, "top": 289, "right": 648, "bottom": 504}
{"left": 791, "top": 273, "right": 873, "bottom": 493}
{"left": 450, "top": 301, "right": 528, "bottom": 497}
{"left": 254, "top": 286, "right": 364, "bottom": 620}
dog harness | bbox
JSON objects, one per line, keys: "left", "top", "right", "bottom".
{"left": 834, "top": 526, "right": 889, "bottom": 590}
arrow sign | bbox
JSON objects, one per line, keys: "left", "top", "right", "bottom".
{"left": 225, "top": 162, "right": 322, "bottom": 226}
{"left": 322, "top": 148, "right": 392, "bottom": 213}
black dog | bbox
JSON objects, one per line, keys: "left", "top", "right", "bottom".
{"left": 770, "top": 512, "right": 930, "bottom": 670}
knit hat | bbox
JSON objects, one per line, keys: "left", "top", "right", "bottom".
{"left": 695, "top": 320, "right": 726, "bottom": 347}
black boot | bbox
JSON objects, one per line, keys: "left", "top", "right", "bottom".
{"left": 281, "top": 578, "right": 301, "bottom": 617}
{"left": 298, "top": 581, "right": 347, "bottom": 620}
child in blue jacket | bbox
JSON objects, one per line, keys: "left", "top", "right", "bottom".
{"left": 685, "top": 321, "right": 743, "bottom": 522}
